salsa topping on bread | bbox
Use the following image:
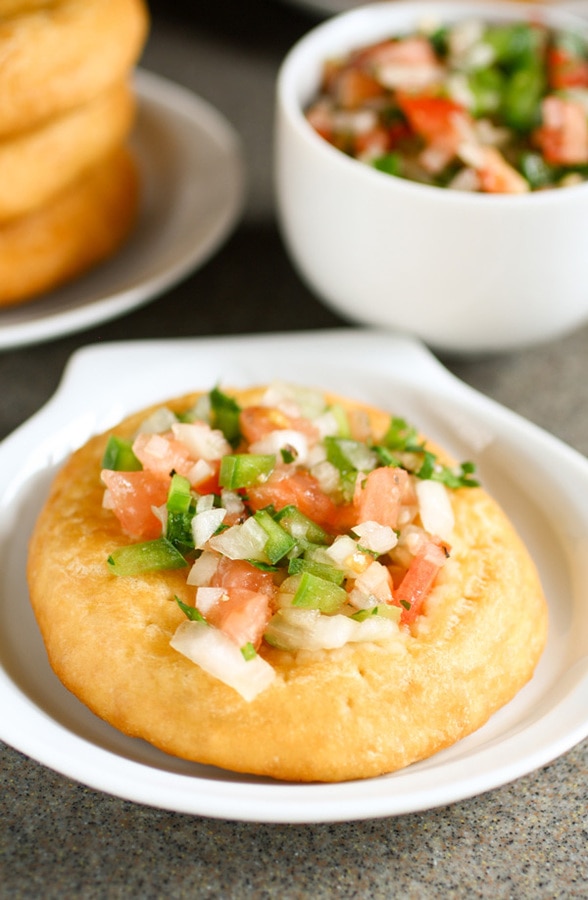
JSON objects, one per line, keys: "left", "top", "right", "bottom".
{"left": 101, "top": 383, "right": 478, "bottom": 701}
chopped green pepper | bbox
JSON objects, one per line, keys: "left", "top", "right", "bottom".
{"left": 101, "top": 435, "right": 142, "bottom": 472}
{"left": 219, "top": 454, "right": 275, "bottom": 490}
{"left": 107, "top": 537, "right": 188, "bottom": 576}
{"left": 291, "top": 571, "right": 348, "bottom": 614}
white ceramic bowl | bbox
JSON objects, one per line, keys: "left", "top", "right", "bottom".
{"left": 275, "top": 1, "right": 588, "bottom": 353}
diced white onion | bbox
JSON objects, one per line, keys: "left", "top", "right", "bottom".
{"left": 325, "top": 534, "right": 358, "bottom": 566}
{"left": 170, "top": 621, "right": 275, "bottom": 702}
{"left": 312, "top": 410, "right": 341, "bottom": 438}
{"left": 347, "top": 588, "right": 380, "bottom": 610}
{"left": 195, "top": 586, "right": 226, "bottom": 615}
{"left": 187, "top": 550, "right": 219, "bottom": 586}
{"left": 172, "top": 421, "right": 230, "bottom": 460}
{"left": 263, "top": 381, "right": 326, "bottom": 418}
{"left": 325, "top": 535, "right": 371, "bottom": 575}
{"left": 249, "top": 429, "right": 309, "bottom": 465}
{"left": 196, "top": 493, "right": 215, "bottom": 513}
{"left": 192, "top": 507, "right": 227, "bottom": 549}
{"left": 137, "top": 433, "right": 169, "bottom": 460}
{"left": 264, "top": 608, "right": 398, "bottom": 652}
{"left": 353, "top": 559, "right": 393, "bottom": 603}
{"left": 208, "top": 516, "right": 268, "bottom": 561}
{"left": 352, "top": 521, "right": 398, "bottom": 555}
{"left": 415, "top": 480, "right": 454, "bottom": 542}
{"left": 310, "top": 459, "right": 340, "bottom": 495}
{"left": 448, "top": 19, "right": 485, "bottom": 64}
{"left": 152, "top": 503, "right": 167, "bottom": 531}
{"left": 377, "top": 62, "right": 442, "bottom": 91}
{"left": 188, "top": 458, "right": 214, "bottom": 487}
{"left": 221, "top": 490, "right": 245, "bottom": 518}
{"left": 137, "top": 407, "right": 178, "bottom": 434}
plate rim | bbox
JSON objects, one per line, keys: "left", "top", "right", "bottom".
{"left": 1, "top": 328, "right": 587, "bottom": 823}
{"left": 0, "top": 68, "right": 245, "bottom": 350}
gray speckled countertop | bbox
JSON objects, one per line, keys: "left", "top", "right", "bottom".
{"left": 1, "top": 2, "right": 587, "bottom": 896}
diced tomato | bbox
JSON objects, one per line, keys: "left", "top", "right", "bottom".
{"left": 474, "top": 147, "right": 529, "bottom": 195}
{"left": 239, "top": 406, "right": 317, "bottom": 445}
{"left": 306, "top": 101, "right": 335, "bottom": 142}
{"left": 101, "top": 469, "right": 169, "bottom": 539}
{"left": 387, "top": 119, "right": 413, "bottom": 149}
{"left": 191, "top": 458, "right": 221, "bottom": 495}
{"left": 203, "top": 588, "right": 271, "bottom": 649}
{"left": 397, "top": 93, "right": 468, "bottom": 154}
{"left": 355, "top": 125, "right": 391, "bottom": 158}
{"left": 210, "top": 557, "right": 276, "bottom": 597}
{"left": 353, "top": 466, "right": 412, "bottom": 529}
{"left": 247, "top": 468, "right": 342, "bottom": 532}
{"left": 356, "top": 35, "right": 439, "bottom": 71}
{"left": 393, "top": 541, "right": 446, "bottom": 625}
{"left": 547, "top": 47, "right": 588, "bottom": 90}
{"left": 132, "top": 432, "right": 193, "bottom": 479}
{"left": 534, "top": 95, "right": 588, "bottom": 165}
{"left": 334, "top": 66, "right": 386, "bottom": 109}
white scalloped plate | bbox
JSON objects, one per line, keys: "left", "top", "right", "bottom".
{"left": 0, "top": 69, "right": 245, "bottom": 349}
{"left": 0, "top": 329, "right": 587, "bottom": 823}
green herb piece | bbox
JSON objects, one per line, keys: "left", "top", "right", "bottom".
{"left": 415, "top": 450, "right": 436, "bottom": 481}
{"left": 291, "top": 571, "right": 348, "bottom": 614}
{"left": 219, "top": 454, "right": 275, "bottom": 490}
{"left": 246, "top": 559, "right": 279, "bottom": 572}
{"left": 253, "top": 509, "right": 296, "bottom": 564}
{"left": 373, "top": 152, "right": 402, "bottom": 177}
{"left": 288, "top": 557, "right": 345, "bottom": 585}
{"left": 209, "top": 387, "right": 241, "bottom": 447}
{"left": 350, "top": 604, "right": 401, "bottom": 623}
{"left": 240, "top": 642, "right": 257, "bottom": 661}
{"left": 107, "top": 537, "right": 188, "bottom": 576}
{"left": 166, "top": 510, "right": 195, "bottom": 552}
{"left": 175, "top": 595, "right": 208, "bottom": 624}
{"left": 428, "top": 25, "right": 449, "bottom": 57}
{"left": 101, "top": 435, "right": 142, "bottom": 471}
{"left": 325, "top": 436, "right": 378, "bottom": 474}
{"left": 432, "top": 461, "right": 479, "bottom": 489}
{"left": 383, "top": 416, "right": 420, "bottom": 452}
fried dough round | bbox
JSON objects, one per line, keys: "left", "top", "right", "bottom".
{"left": 0, "top": 145, "right": 140, "bottom": 307}
{"left": 0, "top": 0, "right": 148, "bottom": 137}
{"left": 0, "top": 80, "right": 135, "bottom": 223}
{"left": 27, "top": 389, "right": 548, "bottom": 783}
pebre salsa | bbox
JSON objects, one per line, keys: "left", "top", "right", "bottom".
{"left": 304, "top": 17, "right": 588, "bottom": 193}
{"left": 101, "top": 383, "right": 478, "bottom": 700}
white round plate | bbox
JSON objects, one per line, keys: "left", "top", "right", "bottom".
{"left": 0, "top": 69, "right": 245, "bottom": 350}
{"left": 1, "top": 329, "right": 587, "bottom": 823}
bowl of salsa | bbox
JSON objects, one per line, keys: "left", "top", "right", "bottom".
{"left": 275, "top": 1, "right": 588, "bottom": 352}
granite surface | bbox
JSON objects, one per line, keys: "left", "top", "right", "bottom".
{"left": 1, "top": 1, "right": 587, "bottom": 896}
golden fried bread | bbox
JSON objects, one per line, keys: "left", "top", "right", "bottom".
{"left": 0, "top": 0, "right": 148, "bottom": 137}
{"left": 0, "top": 146, "right": 140, "bottom": 307}
{"left": 0, "top": 81, "right": 136, "bottom": 223}
{"left": 27, "top": 388, "right": 548, "bottom": 782}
